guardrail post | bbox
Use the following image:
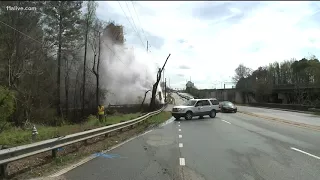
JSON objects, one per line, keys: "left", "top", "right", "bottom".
{"left": 52, "top": 149, "right": 57, "bottom": 158}
{"left": 0, "top": 164, "right": 8, "bottom": 178}
{"left": 84, "top": 139, "right": 89, "bottom": 146}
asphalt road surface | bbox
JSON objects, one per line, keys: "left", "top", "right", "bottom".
{"left": 55, "top": 94, "right": 320, "bottom": 180}
{"left": 237, "top": 105, "right": 320, "bottom": 126}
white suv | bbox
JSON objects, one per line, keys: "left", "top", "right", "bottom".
{"left": 171, "top": 98, "right": 221, "bottom": 120}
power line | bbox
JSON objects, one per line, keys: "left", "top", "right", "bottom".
{"left": 0, "top": 20, "right": 44, "bottom": 45}
{"left": 130, "top": 1, "right": 148, "bottom": 42}
{"left": 0, "top": 19, "right": 58, "bottom": 60}
{"left": 1, "top": 18, "right": 126, "bottom": 69}
{"left": 117, "top": 1, "right": 145, "bottom": 48}
{"left": 1, "top": 12, "right": 131, "bottom": 75}
{"left": 104, "top": 42, "right": 126, "bottom": 65}
{"left": 125, "top": 1, "right": 145, "bottom": 44}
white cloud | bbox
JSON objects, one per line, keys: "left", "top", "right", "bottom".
{"left": 97, "top": 1, "right": 320, "bottom": 89}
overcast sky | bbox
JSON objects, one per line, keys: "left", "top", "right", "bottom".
{"left": 96, "top": 1, "right": 320, "bottom": 89}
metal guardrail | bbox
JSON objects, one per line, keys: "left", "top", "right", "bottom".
{"left": 0, "top": 105, "right": 167, "bottom": 177}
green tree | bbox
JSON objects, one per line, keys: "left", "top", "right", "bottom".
{"left": 0, "top": 86, "right": 15, "bottom": 133}
{"left": 42, "top": 1, "right": 82, "bottom": 119}
{"left": 0, "top": 1, "right": 57, "bottom": 125}
{"left": 233, "top": 64, "right": 252, "bottom": 83}
{"left": 251, "top": 67, "right": 273, "bottom": 102}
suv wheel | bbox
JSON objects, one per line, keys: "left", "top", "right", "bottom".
{"left": 185, "top": 111, "right": 193, "bottom": 120}
{"left": 209, "top": 110, "right": 216, "bottom": 118}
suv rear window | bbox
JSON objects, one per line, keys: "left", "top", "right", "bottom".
{"left": 210, "top": 100, "right": 219, "bottom": 105}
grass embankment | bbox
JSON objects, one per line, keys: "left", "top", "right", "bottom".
{"left": 10, "top": 111, "right": 172, "bottom": 180}
{"left": 313, "top": 111, "right": 320, "bottom": 116}
{"left": 0, "top": 113, "right": 141, "bottom": 147}
{"left": 146, "top": 111, "right": 171, "bottom": 125}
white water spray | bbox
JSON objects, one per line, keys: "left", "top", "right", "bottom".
{"left": 98, "top": 37, "right": 165, "bottom": 105}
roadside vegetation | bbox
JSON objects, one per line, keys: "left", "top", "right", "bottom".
{"left": 0, "top": 113, "right": 142, "bottom": 147}
{"left": 146, "top": 111, "right": 171, "bottom": 125}
{"left": 0, "top": 1, "right": 165, "bottom": 148}
{"left": 186, "top": 56, "right": 320, "bottom": 108}
{"left": 8, "top": 111, "right": 172, "bottom": 179}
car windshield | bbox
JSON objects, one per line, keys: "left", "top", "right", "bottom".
{"left": 183, "top": 100, "right": 197, "bottom": 106}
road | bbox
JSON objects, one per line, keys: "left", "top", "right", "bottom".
{"left": 53, "top": 93, "right": 320, "bottom": 180}
{"left": 237, "top": 105, "right": 320, "bottom": 126}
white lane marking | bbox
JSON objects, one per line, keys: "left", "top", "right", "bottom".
{"left": 179, "top": 158, "right": 185, "bottom": 166}
{"left": 179, "top": 143, "right": 183, "bottom": 148}
{"left": 178, "top": 129, "right": 181, "bottom": 131}
{"left": 50, "top": 129, "right": 153, "bottom": 177}
{"left": 179, "top": 135, "right": 182, "bottom": 138}
{"left": 222, "top": 120, "right": 231, "bottom": 124}
{"left": 290, "top": 147, "right": 320, "bottom": 160}
{"left": 178, "top": 124, "right": 180, "bottom": 127}
{"left": 159, "top": 117, "right": 175, "bottom": 127}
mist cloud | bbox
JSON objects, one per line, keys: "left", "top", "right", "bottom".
{"left": 98, "top": 36, "right": 164, "bottom": 105}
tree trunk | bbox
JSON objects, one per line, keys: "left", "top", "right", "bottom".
{"left": 140, "top": 90, "right": 150, "bottom": 110}
{"left": 96, "top": 33, "right": 101, "bottom": 108}
{"left": 57, "top": 13, "right": 63, "bottom": 117}
{"left": 82, "top": 18, "right": 89, "bottom": 118}
{"left": 65, "top": 58, "right": 69, "bottom": 119}
{"left": 149, "top": 85, "right": 157, "bottom": 111}
{"left": 149, "top": 54, "right": 171, "bottom": 111}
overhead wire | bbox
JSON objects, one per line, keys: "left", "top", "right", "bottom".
{"left": 1, "top": 16, "right": 128, "bottom": 66}
{"left": 130, "top": 1, "right": 148, "bottom": 43}
{"left": 124, "top": 1, "right": 145, "bottom": 44}
{"left": 117, "top": 1, "right": 145, "bottom": 48}
{"left": 0, "top": 19, "right": 56, "bottom": 50}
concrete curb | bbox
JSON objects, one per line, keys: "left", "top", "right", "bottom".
{"left": 238, "top": 111, "right": 320, "bottom": 132}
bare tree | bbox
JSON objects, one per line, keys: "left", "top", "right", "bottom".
{"left": 89, "top": 19, "right": 104, "bottom": 109}
{"left": 140, "top": 90, "right": 151, "bottom": 110}
{"left": 149, "top": 54, "right": 171, "bottom": 111}
{"left": 81, "top": 1, "right": 97, "bottom": 118}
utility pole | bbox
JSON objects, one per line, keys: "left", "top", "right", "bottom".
{"left": 165, "top": 78, "right": 167, "bottom": 103}
{"left": 147, "top": 41, "right": 148, "bottom": 52}
{"left": 163, "top": 68, "right": 165, "bottom": 87}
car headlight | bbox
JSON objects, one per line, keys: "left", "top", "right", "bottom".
{"left": 177, "top": 108, "right": 184, "bottom": 112}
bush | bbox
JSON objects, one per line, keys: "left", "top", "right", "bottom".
{"left": 0, "top": 86, "right": 15, "bottom": 126}
{"left": 31, "top": 108, "right": 58, "bottom": 126}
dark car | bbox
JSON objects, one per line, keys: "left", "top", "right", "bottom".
{"left": 220, "top": 101, "right": 237, "bottom": 113}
